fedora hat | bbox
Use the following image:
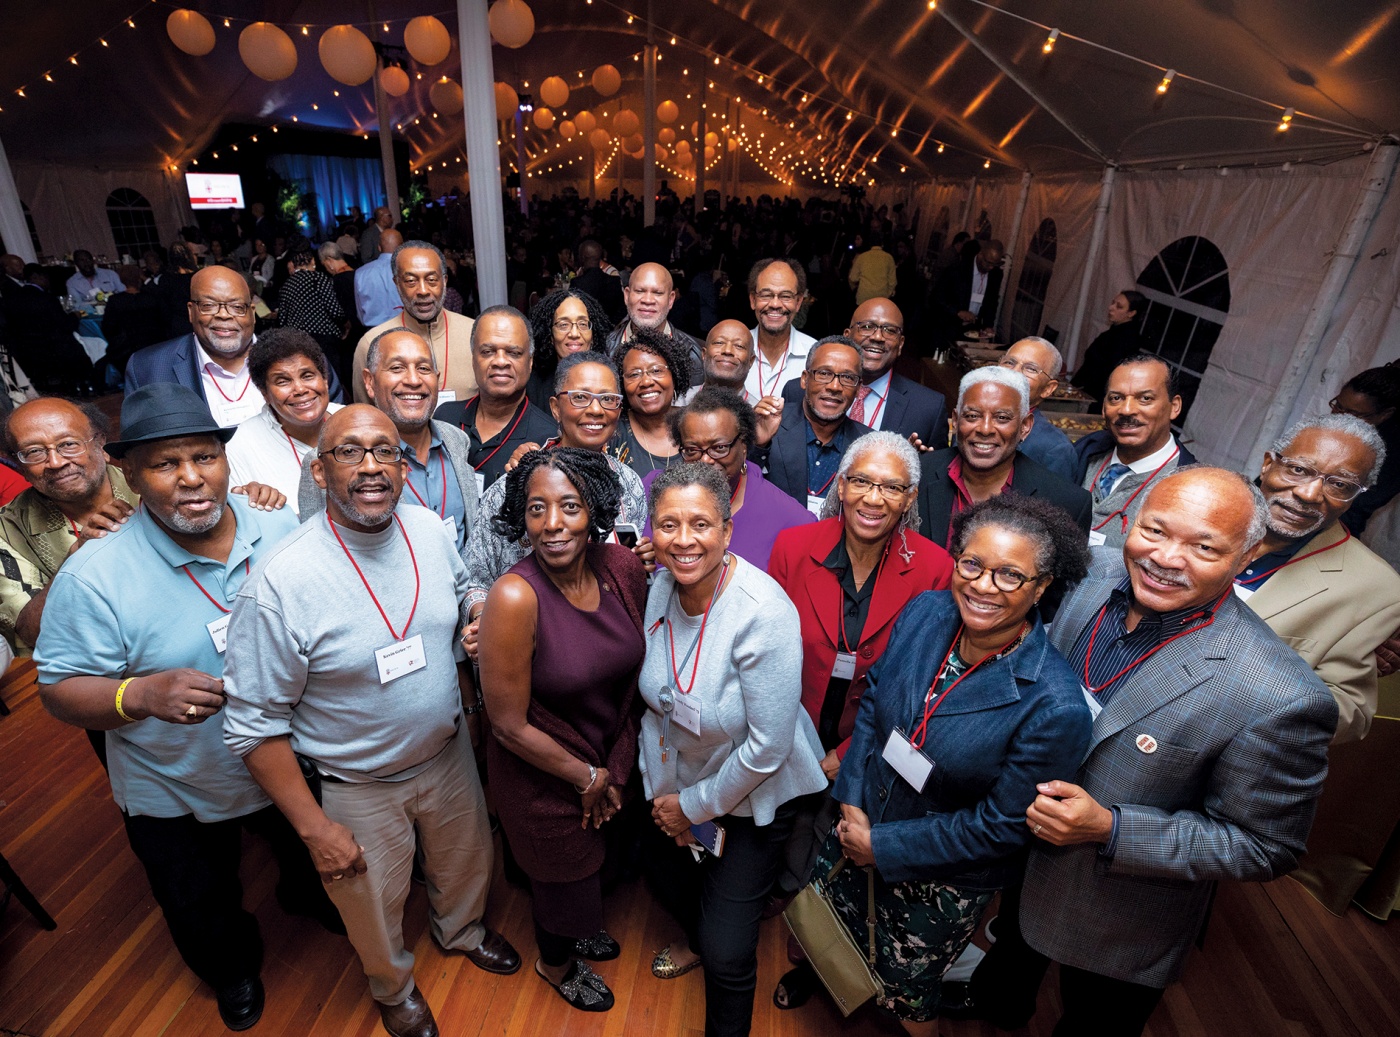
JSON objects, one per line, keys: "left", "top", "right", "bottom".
{"left": 105, "top": 383, "right": 236, "bottom": 458}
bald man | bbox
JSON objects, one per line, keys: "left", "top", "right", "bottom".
{"left": 998, "top": 336, "right": 1077, "bottom": 479}
{"left": 354, "top": 226, "right": 405, "bottom": 328}
{"left": 126, "top": 267, "right": 348, "bottom": 425}
{"left": 951, "top": 467, "right": 1337, "bottom": 1036}
{"left": 931, "top": 238, "right": 1005, "bottom": 352}
{"left": 606, "top": 261, "right": 702, "bottom": 382}
{"left": 678, "top": 319, "right": 757, "bottom": 406}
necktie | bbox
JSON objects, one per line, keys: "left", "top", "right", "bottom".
{"left": 1095, "top": 462, "right": 1132, "bottom": 499}
{"left": 849, "top": 384, "right": 872, "bottom": 424}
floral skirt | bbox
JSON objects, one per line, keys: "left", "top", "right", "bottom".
{"left": 813, "top": 832, "right": 995, "bottom": 1022}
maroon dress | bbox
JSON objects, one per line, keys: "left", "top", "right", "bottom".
{"left": 487, "top": 542, "right": 647, "bottom": 936}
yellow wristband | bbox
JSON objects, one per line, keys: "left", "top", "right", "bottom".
{"left": 115, "top": 678, "right": 136, "bottom": 723}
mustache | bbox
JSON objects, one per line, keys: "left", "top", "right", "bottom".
{"left": 173, "top": 495, "right": 215, "bottom": 507}
{"left": 348, "top": 473, "right": 391, "bottom": 493}
{"left": 1133, "top": 556, "right": 1191, "bottom": 587}
{"left": 1267, "top": 491, "right": 1322, "bottom": 520}
{"left": 1113, "top": 417, "right": 1146, "bottom": 429}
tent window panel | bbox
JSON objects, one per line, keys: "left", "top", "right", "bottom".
{"left": 1175, "top": 371, "right": 1202, "bottom": 423}
{"left": 1009, "top": 218, "right": 1057, "bottom": 341}
{"left": 1156, "top": 310, "right": 1193, "bottom": 366}
{"left": 926, "top": 205, "right": 951, "bottom": 258}
{"left": 1183, "top": 319, "right": 1222, "bottom": 373}
{"left": 105, "top": 188, "right": 161, "bottom": 260}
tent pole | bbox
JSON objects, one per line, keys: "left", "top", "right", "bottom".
{"left": 696, "top": 77, "right": 708, "bottom": 212}
{"left": 457, "top": 0, "right": 508, "bottom": 307}
{"left": 959, "top": 176, "right": 977, "bottom": 233}
{"left": 1248, "top": 140, "right": 1400, "bottom": 465}
{"left": 996, "top": 171, "right": 1033, "bottom": 341}
{"left": 644, "top": 37, "right": 658, "bottom": 226}
{"left": 0, "top": 136, "right": 35, "bottom": 262}
{"left": 373, "top": 55, "right": 402, "bottom": 222}
{"left": 1066, "top": 163, "right": 1117, "bottom": 366}
{"left": 514, "top": 108, "right": 528, "bottom": 215}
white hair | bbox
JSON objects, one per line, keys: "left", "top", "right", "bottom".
{"left": 1271, "top": 413, "right": 1387, "bottom": 487}
{"left": 1010, "top": 336, "right": 1064, "bottom": 378}
{"left": 819, "top": 431, "right": 923, "bottom": 531}
{"left": 957, "top": 366, "right": 1030, "bottom": 421}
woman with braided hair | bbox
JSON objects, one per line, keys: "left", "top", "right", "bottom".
{"left": 525, "top": 288, "right": 614, "bottom": 411}
{"left": 477, "top": 447, "right": 648, "bottom": 1011}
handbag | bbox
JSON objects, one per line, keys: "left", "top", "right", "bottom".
{"left": 782, "top": 856, "right": 884, "bottom": 1017}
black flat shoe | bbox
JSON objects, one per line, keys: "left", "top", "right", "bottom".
{"left": 573, "top": 930, "right": 621, "bottom": 961}
{"left": 773, "top": 963, "right": 819, "bottom": 1010}
{"left": 216, "top": 976, "right": 265, "bottom": 1031}
{"left": 535, "top": 959, "right": 615, "bottom": 1012}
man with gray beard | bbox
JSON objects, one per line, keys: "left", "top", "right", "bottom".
{"left": 34, "top": 383, "right": 331, "bottom": 1032}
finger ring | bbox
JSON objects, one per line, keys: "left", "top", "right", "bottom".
{"left": 1033, "top": 822, "right": 1043, "bottom": 835}
{"left": 186, "top": 704, "right": 199, "bottom": 717}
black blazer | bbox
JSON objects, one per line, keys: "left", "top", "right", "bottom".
{"left": 931, "top": 256, "right": 1004, "bottom": 341}
{"left": 782, "top": 372, "right": 947, "bottom": 448}
{"left": 125, "top": 333, "right": 348, "bottom": 408}
{"left": 917, "top": 447, "right": 1093, "bottom": 546}
{"left": 759, "top": 403, "right": 872, "bottom": 504}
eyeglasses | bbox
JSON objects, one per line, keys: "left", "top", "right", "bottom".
{"left": 318, "top": 444, "right": 404, "bottom": 465}
{"left": 623, "top": 364, "right": 669, "bottom": 383}
{"left": 1000, "top": 357, "right": 1050, "bottom": 380}
{"left": 754, "top": 290, "right": 799, "bottom": 304}
{"left": 851, "top": 320, "right": 903, "bottom": 338}
{"left": 553, "top": 317, "right": 592, "bottom": 333}
{"left": 1328, "top": 396, "right": 1379, "bottom": 420}
{"left": 842, "top": 473, "right": 911, "bottom": 500}
{"left": 194, "top": 300, "right": 250, "bottom": 317}
{"left": 15, "top": 435, "right": 97, "bottom": 466}
{"left": 1271, "top": 456, "right": 1367, "bottom": 501}
{"left": 954, "top": 556, "right": 1042, "bottom": 592}
{"left": 396, "top": 274, "right": 443, "bottom": 290}
{"left": 557, "top": 390, "right": 624, "bottom": 411}
{"left": 679, "top": 436, "right": 739, "bottom": 462}
{"left": 807, "top": 367, "right": 861, "bottom": 389}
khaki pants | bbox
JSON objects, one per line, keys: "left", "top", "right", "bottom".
{"left": 321, "top": 732, "right": 491, "bottom": 1005}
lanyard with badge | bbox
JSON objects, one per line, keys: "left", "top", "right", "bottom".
{"left": 1088, "top": 446, "right": 1179, "bottom": 546}
{"left": 182, "top": 559, "right": 251, "bottom": 654}
{"left": 404, "top": 449, "right": 461, "bottom": 542}
{"left": 654, "top": 556, "right": 730, "bottom": 762}
{"left": 807, "top": 468, "right": 838, "bottom": 518}
{"left": 884, "top": 621, "right": 1027, "bottom": 792}
{"left": 832, "top": 540, "right": 890, "bottom": 681}
{"left": 329, "top": 514, "right": 426, "bottom": 683}
{"left": 1232, "top": 529, "right": 1350, "bottom": 602}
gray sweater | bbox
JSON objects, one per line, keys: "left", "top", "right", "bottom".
{"left": 222, "top": 504, "right": 470, "bottom": 781}
{"left": 638, "top": 555, "right": 825, "bottom": 825}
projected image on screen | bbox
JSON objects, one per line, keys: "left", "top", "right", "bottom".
{"left": 186, "top": 173, "right": 246, "bottom": 210}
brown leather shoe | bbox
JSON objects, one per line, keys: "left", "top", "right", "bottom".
{"left": 463, "top": 929, "right": 522, "bottom": 975}
{"left": 378, "top": 989, "right": 439, "bottom": 1037}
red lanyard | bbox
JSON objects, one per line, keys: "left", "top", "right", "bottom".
{"left": 465, "top": 396, "right": 529, "bottom": 472}
{"left": 283, "top": 428, "right": 306, "bottom": 467}
{"left": 207, "top": 367, "right": 252, "bottom": 402}
{"left": 1082, "top": 588, "right": 1228, "bottom": 696}
{"left": 404, "top": 450, "right": 448, "bottom": 516}
{"left": 665, "top": 557, "right": 731, "bottom": 695}
{"left": 1236, "top": 529, "right": 1350, "bottom": 588}
{"left": 64, "top": 515, "right": 79, "bottom": 537}
{"left": 328, "top": 514, "right": 421, "bottom": 640}
{"left": 729, "top": 467, "right": 747, "bottom": 506}
{"left": 910, "top": 621, "right": 1027, "bottom": 749}
{"left": 810, "top": 467, "right": 839, "bottom": 497}
{"left": 858, "top": 384, "right": 888, "bottom": 428}
{"left": 1091, "top": 446, "right": 1179, "bottom": 533}
{"left": 181, "top": 560, "right": 251, "bottom": 615}
{"left": 404, "top": 312, "right": 449, "bottom": 390}
{"left": 757, "top": 343, "right": 790, "bottom": 398}
{"left": 837, "top": 539, "right": 891, "bottom": 653}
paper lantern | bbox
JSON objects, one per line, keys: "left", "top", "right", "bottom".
{"left": 430, "top": 77, "right": 464, "bottom": 115}
{"left": 624, "top": 133, "right": 644, "bottom": 152}
{"left": 239, "top": 22, "right": 298, "bottom": 82}
{"left": 675, "top": 138, "right": 691, "bottom": 152}
{"left": 691, "top": 121, "right": 699, "bottom": 136}
{"left": 533, "top": 107, "right": 555, "bottom": 130}
{"left": 705, "top": 145, "right": 716, "bottom": 163}
{"left": 404, "top": 15, "right": 452, "bottom": 65}
{"left": 658, "top": 127, "right": 676, "bottom": 145}
{"left": 494, "top": 82, "right": 519, "bottom": 119}
{"left": 676, "top": 150, "right": 693, "bottom": 166}
{"left": 559, "top": 119, "right": 577, "bottom": 139}
{"left": 705, "top": 131, "right": 719, "bottom": 147}
{"left": 592, "top": 64, "right": 621, "bottom": 97}
{"left": 489, "top": 0, "right": 536, "bottom": 49}
{"left": 629, "top": 147, "right": 645, "bottom": 160}
{"left": 319, "top": 25, "right": 376, "bottom": 86}
{"left": 167, "top": 10, "right": 216, "bottom": 56}
{"left": 539, "top": 76, "right": 569, "bottom": 108}
{"left": 655, "top": 145, "right": 669, "bottom": 162}
{"left": 574, "top": 109, "right": 596, "bottom": 134}
{"left": 727, "top": 137, "right": 739, "bottom": 152}
{"left": 657, "top": 99, "right": 679, "bottom": 124}
{"left": 379, "top": 64, "right": 411, "bottom": 97}
{"left": 612, "top": 109, "right": 640, "bottom": 137}
{"left": 589, "top": 128, "right": 612, "bottom": 150}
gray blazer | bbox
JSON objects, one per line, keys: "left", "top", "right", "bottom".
{"left": 296, "top": 419, "right": 479, "bottom": 564}
{"left": 1021, "top": 548, "right": 1337, "bottom": 987}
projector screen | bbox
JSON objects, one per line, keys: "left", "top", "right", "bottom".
{"left": 185, "top": 173, "right": 246, "bottom": 210}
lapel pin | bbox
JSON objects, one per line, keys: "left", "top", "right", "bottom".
{"left": 1135, "top": 733, "right": 1158, "bottom": 754}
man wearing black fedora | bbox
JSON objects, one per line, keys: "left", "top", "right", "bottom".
{"left": 33, "top": 382, "right": 339, "bottom": 1031}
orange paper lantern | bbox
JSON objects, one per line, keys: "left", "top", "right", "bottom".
{"left": 167, "top": 10, "right": 216, "bottom": 57}
{"left": 613, "top": 109, "right": 640, "bottom": 136}
{"left": 658, "top": 127, "right": 676, "bottom": 145}
{"left": 494, "top": 82, "right": 520, "bottom": 119}
{"left": 379, "top": 64, "right": 411, "bottom": 97}
{"left": 239, "top": 22, "right": 298, "bottom": 82}
{"left": 404, "top": 15, "right": 452, "bottom": 65}
{"left": 533, "top": 107, "right": 555, "bottom": 130}
{"left": 589, "top": 128, "right": 612, "bottom": 150}
{"left": 489, "top": 0, "right": 536, "bottom": 49}
{"left": 592, "top": 64, "right": 621, "bottom": 97}
{"left": 657, "top": 99, "right": 679, "bottom": 124}
{"left": 319, "top": 25, "right": 377, "bottom": 86}
{"left": 574, "top": 109, "right": 597, "bottom": 134}
{"left": 539, "top": 76, "right": 569, "bottom": 108}
{"left": 559, "top": 119, "right": 577, "bottom": 139}
{"left": 430, "top": 77, "right": 464, "bottom": 115}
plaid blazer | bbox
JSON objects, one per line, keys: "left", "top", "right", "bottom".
{"left": 1020, "top": 549, "right": 1337, "bottom": 987}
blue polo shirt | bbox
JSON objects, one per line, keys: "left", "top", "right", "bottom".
{"left": 35, "top": 496, "right": 298, "bottom": 822}
{"left": 404, "top": 427, "right": 466, "bottom": 552}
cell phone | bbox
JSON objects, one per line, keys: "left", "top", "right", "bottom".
{"left": 615, "top": 523, "right": 639, "bottom": 549}
{"left": 690, "top": 819, "right": 726, "bottom": 857}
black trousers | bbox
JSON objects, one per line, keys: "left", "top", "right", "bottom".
{"left": 646, "top": 803, "right": 797, "bottom": 1037}
{"left": 970, "top": 874, "right": 1165, "bottom": 1037}
{"left": 122, "top": 804, "right": 328, "bottom": 990}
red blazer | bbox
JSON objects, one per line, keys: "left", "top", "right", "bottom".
{"left": 768, "top": 518, "right": 953, "bottom": 759}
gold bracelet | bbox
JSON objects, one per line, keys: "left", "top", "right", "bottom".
{"left": 114, "top": 678, "right": 136, "bottom": 723}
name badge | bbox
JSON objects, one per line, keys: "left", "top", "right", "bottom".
{"left": 442, "top": 515, "right": 458, "bottom": 543}
{"left": 437, "top": 390, "right": 457, "bottom": 405}
{"left": 832, "top": 651, "right": 857, "bottom": 680}
{"left": 207, "top": 614, "right": 231, "bottom": 654}
{"left": 1082, "top": 684, "right": 1103, "bottom": 720}
{"left": 474, "top": 472, "right": 486, "bottom": 498}
{"left": 375, "top": 632, "right": 427, "bottom": 684}
{"left": 1232, "top": 582, "right": 1256, "bottom": 602}
{"left": 1088, "top": 530, "right": 1107, "bottom": 547}
{"left": 671, "top": 692, "right": 701, "bottom": 735}
{"left": 883, "top": 727, "right": 933, "bottom": 792}
{"left": 806, "top": 493, "right": 826, "bottom": 517}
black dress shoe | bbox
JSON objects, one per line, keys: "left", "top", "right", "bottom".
{"left": 464, "top": 929, "right": 522, "bottom": 975}
{"left": 216, "top": 976, "right": 265, "bottom": 1031}
{"left": 378, "top": 989, "right": 439, "bottom": 1037}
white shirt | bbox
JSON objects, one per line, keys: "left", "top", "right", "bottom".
{"left": 850, "top": 369, "right": 892, "bottom": 430}
{"left": 197, "top": 343, "right": 265, "bottom": 428}
{"left": 744, "top": 326, "right": 816, "bottom": 401}
{"left": 66, "top": 267, "right": 124, "bottom": 303}
{"left": 226, "top": 403, "right": 344, "bottom": 513}
{"left": 969, "top": 266, "right": 990, "bottom": 316}
{"left": 1105, "top": 435, "right": 1179, "bottom": 495}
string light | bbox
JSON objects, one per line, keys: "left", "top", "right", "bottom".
{"left": 1157, "top": 69, "right": 1175, "bottom": 94}
{"left": 1043, "top": 28, "right": 1059, "bottom": 53}
{"left": 1278, "top": 106, "right": 1295, "bottom": 131}
{"left": 983, "top": 158, "right": 991, "bottom": 169}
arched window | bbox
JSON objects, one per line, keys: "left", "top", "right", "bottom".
{"left": 1009, "top": 218, "right": 1057, "bottom": 342}
{"left": 105, "top": 188, "right": 161, "bottom": 259}
{"left": 974, "top": 208, "right": 992, "bottom": 241}
{"left": 1134, "top": 236, "right": 1230, "bottom": 425}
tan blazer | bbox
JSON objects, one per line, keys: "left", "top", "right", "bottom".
{"left": 1247, "top": 522, "right": 1400, "bottom": 743}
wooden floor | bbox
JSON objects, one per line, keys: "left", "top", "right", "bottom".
{"left": 2, "top": 661, "right": 1398, "bottom": 1037}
